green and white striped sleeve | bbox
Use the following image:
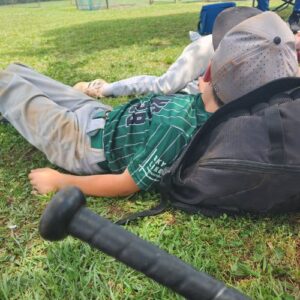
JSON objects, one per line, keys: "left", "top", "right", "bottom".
{"left": 127, "top": 124, "right": 189, "bottom": 190}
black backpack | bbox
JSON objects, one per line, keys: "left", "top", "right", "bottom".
{"left": 159, "top": 78, "right": 300, "bottom": 217}
{"left": 117, "top": 78, "right": 300, "bottom": 225}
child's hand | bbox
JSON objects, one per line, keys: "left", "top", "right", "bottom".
{"left": 28, "top": 168, "right": 62, "bottom": 194}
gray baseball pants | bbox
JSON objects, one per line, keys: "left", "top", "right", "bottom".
{"left": 0, "top": 63, "right": 111, "bottom": 175}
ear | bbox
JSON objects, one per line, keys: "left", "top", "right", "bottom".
{"left": 203, "top": 64, "right": 212, "bottom": 83}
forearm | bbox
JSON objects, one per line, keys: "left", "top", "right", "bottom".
{"left": 57, "top": 172, "right": 140, "bottom": 197}
{"left": 29, "top": 167, "right": 140, "bottom": 197}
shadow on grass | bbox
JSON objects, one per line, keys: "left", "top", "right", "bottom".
{"left": 3, "top": 12, "right": 198, "bottom": 81}
{"left": 44, "top": 12, "right": 197, "bottom": 54}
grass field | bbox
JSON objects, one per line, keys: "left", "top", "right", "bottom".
{"left": 0, "top": 1, "right": 299, "bottom": 299}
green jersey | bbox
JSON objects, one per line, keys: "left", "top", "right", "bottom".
{"left": 103, "top": 93, "right": 212, "bottom": 190}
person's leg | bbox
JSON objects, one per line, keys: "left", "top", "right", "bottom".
{"left": 295, "top": 0, "right": 300, "bottom": 11}
{"left": 289, "top": 0, "right": 300, "bottom": 32}
{"left": 256, "top": 0, "right": 269, "bottom": 11}
{"left": 6, "top": 63, "right": 111, "bottom": 112}
{"left": 0, "top": 66, "right": 109, "bottom": 175}
{"left": 105, "top": 35, "right": 213, "bottom": 96}
{"left": 74, "top": 35, "right": 214, "bottom": 97}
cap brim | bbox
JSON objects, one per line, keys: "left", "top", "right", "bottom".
{"left": 212, "top": 7, "right": 262, "bottom": 50}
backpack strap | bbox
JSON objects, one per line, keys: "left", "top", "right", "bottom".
{"left": 264, "top": 104, "right": 286, "bottom": 164}
{"left": 115, "top": 196, "right": 169, "bottom": 225}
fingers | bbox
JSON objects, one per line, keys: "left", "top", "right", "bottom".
{"left": 28, "top": 169, "right": 44, "bottom": 194}
{"left": 28, "top": 168, "right": 53, "bottom": 180}
{"left": 28, "top": 172, "right": 35, "bottom": 181}
{"left": 28, "top": 176, "right": 37, "bottom": 191}
{"left": 30, "top": 167, "right": 51, "bottom": 173}
{"left": 28, "top": 168, "right": 59, "bottom": 195}
{"left": 30, "top": 180, "right": 48, "bottom": 195}
{"left": 29, "top": 180, "right": 42, "bottom": 194}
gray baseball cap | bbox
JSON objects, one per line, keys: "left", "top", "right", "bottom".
{"left": 212, "top": 6, "right": 262, "bottom": 50}
{"left": 211, "top": 11, "right": 298, "bottom": 104}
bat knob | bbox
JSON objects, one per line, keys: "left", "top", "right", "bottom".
{"left": 39, "top": 187, "right": 86, "bottom": 241}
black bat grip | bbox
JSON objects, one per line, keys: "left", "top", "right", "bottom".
{"left": 39, "top": 187, "right": 250, "bottom": 300}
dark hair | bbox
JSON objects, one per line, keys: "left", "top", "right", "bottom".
{"left": 212, "top": 87, "right": 224, "bottom": 107}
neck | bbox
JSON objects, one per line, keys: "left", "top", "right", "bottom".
{"left": 202, "top": 91, "right": 219, "bottom": 113}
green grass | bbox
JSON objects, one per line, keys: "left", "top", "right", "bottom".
{"left": 0, "top": 1, "right": 299, "bottom": 299}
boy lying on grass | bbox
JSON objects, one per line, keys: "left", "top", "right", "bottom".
{"left": 1, "top": 9, "right": 297, "bottom": 198}
{"left": 0, "top": 62, "right": 213, "bottom": 197}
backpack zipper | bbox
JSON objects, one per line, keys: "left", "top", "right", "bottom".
{"left": 197, "top": 159, "right": 300, "bottom": 174}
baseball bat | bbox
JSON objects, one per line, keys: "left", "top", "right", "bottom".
{"left": 39, "top": 187, "right": 250, "bottom": 300}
